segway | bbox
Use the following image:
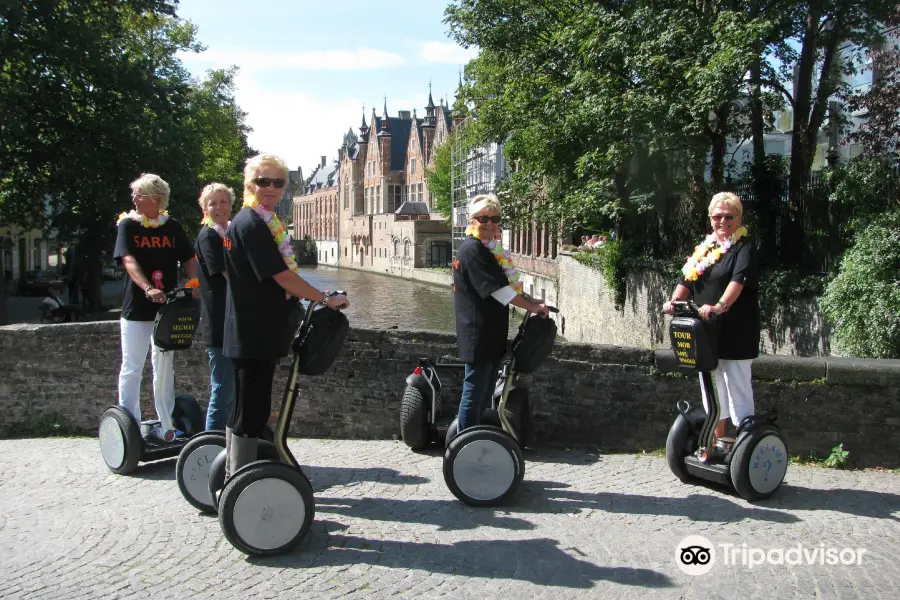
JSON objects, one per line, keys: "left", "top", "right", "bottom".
{"left": 176, "top": 425, "right": 274, "bottom": 513}
{"left": 442, "top": 304, "right": 558, "bottom": 506}
{"left": 664, "top": 301, "right": 788, "bottom": 501}
{"left": 215, "top": 292, "right": 349, "bottom": 556}
{"left": 401, "top": 358, "right": 531, "bottom": 450}
{"left": 99, "top": 287, "right": 205, "bottom": 475}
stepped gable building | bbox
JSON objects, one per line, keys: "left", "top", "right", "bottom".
{"left": 338, "top": 89, "right": 453, "bottom": 275}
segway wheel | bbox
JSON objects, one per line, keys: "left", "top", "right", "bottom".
{"left": 218, "top": 461, "right": 315, "bottom": 556}
{"left": 208, "top": 440, "right": 280, "bottom": 513}
{"left": 729, "top": 426, "right": 789, "bottom": 501}
{"left": 172, "top": 394, "right": 204, "bottom": 437}
{"left": 400, "top": 385, "right": 430, "bottom": 449}
{"left": 176, "top": 432, "right": 226, "bottom": 513}
{"left": 665, "top": 407, "right": 706, "bottom": 483}
{"left": 443, "top": 426, "right": 525, "bottom": 506}
{"left": 99, "top": 407, "right": 142, "bottom": 475}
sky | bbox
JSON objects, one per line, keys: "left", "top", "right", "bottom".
{"left": 175, "top": 0, "right": 477, "bottom": 177}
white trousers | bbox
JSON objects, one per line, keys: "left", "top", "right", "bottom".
{"left": 699, "top": 359, "right": 755, "bottom": 427}
{"left": 118, "top": 318, "right": 175, "bottom": 432}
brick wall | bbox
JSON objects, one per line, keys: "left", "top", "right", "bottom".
{"left": 1, "top": 321, "right": 898, "bottom": 466}
{"left": 557, "top": 253, "right": 833, "bottom": 356}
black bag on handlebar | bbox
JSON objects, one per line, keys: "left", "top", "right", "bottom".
{"left": 512, "top": 315, "right": 558, "bottom": 373}
{"left": 291, "top": 305, "right": 350, "bottom": 375}
{"left": 152, "top": 292, "right": 200, "bottom": 351}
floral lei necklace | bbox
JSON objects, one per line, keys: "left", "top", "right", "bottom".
{"left": 117, "top": 209, "right": 169, "bottom": 228}
{"left": 682, "top": 226, "right": 748, "bottom": 281}
{"left": 201, "top": 215, "right": 230, "bottom": 238}
{"left": 465, "top": 225, "right": 523, "bottom": 294}
{"left": 243, "top": 193, "right": 300, "bottom": 275}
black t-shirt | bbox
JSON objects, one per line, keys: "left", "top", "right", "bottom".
{"left": 223, "top": 207, "right": 294, "bottom": 360}
{"left": 680, "top": 237, "right": 760, "bottom": 360}
{"left": 114, "top": 217, "right": 194, "bottom": 321}
{"left": 453, "top": 236, "right": 511, "bottom": 364}
{"left": 195, "top": 226, "right": 228, "bottom": 347}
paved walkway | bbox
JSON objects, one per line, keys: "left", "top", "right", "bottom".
{"left": 0, "top": 438, "right": 897, "bottom": 599}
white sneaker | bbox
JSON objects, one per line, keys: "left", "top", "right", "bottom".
{"left": 148, "top": 426, "right": 176, "bottom": 442}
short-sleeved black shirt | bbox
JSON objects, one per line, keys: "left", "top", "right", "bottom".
{"left": 680, "top": 237, "right": 760, "bottom": 360}
{"left": 113, "top": 217, "right": 194, "bottom": 321}
{"left": 222, "top": 207, "right": 293, "bottom": 360}
{"left": 195, "top": 226, "right": 228, "bottom": 347}
{"left": 453, "top": 236, "right": 511, "bottom": 364}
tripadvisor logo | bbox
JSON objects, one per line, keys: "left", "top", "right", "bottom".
{"left": 676, "top": 536, "right": 867, "bottom": 575}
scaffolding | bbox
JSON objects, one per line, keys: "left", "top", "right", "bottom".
{"left": 450, "top": 117, "right": 506, "bottom": 259}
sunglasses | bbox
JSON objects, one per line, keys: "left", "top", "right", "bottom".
{"left": 254, "top": 177, "right": 286, "bottom": 189}
{"left": 710, "top": 214, "right": 736, "bottom": 221}
{"left": 473, "top": 215, "right": 501, "bottom": 224}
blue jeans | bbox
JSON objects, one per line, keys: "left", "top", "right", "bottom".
{"left": 457, "top": 361, "right": 499, "bottom": 432}
{"left": 206, "top": 346, "right": 235, "bottom": 432}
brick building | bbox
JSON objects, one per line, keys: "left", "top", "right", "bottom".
{"left": 336, "top": 90, "right": 453, "bottom": 274}
{"left": 294, "top": 156, "right": 339, "bottom": 265}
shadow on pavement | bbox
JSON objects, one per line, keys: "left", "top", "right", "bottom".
{"left": 768, "top": 485, "right": 900, "bottom": 520}
{"left": 517, "top": 480, "right": 801, "bottom": 524}
{"left": 304, "top": 465, "right": 429, "bottom": 491}
{"left": 253, "top": 520, "right": 675, "bottom": 589}
{"left": 315, "top": 496, "right": 536, "bottom": 531}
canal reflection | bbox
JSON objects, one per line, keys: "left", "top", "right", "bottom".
{"left": 298, "top": 265, "right": 526, "bottom": 336}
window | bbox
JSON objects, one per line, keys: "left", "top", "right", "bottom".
{"left": 427, "top": 241, "right": 451, "bottom": 267}
{"left": 390, "top": 185, "right": 402, "bottom": 212}
{"left": 418, "top": 183, "right": 424, "bottom": 202}
{"left": 410, "top": 158, "right": 416, "bottom": 174}
{"left": 376, "top": 185, "right": 381, "bottom": 211}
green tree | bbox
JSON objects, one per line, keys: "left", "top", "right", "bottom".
{"left": 820, "top": 209, "right": 900, "bottom": 358}
{"left": 778, "top": 1, "right": 896, "bottom": 264}
{"left": 0, "top": 1, "right": 252, "bottom": 317}
{"left": 445, "top": 1, "right": 765, "bottom": 246}
{"left": 425, "top": 131, "right": 454, "bottom": 223}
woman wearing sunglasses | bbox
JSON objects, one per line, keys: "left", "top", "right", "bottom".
{"left": 452, "top": 194, "right": 549, "bottom": 433}
{"left": 221, "top": 154, "right": 349, "bottom": 481}
{"left": 663, "top": 191, "right": 760, "bottom": 453}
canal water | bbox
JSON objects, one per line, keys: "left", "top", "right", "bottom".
{"left": 297, "top": 265, "right": 528, "bottom": 336}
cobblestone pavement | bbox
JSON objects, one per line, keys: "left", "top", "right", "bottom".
{"left": 0, "top": 438, "right": 898, "bottom": 599}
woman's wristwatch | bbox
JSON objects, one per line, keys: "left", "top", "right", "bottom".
{"left": 143, "top": 283, "right": 154, "bottom": 297}
{"left": 716, "top": 300, "right": 729, "bottom": 311}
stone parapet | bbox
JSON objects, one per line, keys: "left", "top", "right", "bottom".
{"left": 1, "top": 322, "right": 897, "bottom": 466}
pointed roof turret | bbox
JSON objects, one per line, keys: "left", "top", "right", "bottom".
{"left": 427, "top": 80, "right": 436, "bottom": 109}
{"left": 359, "top": 104, "right": 370, "bottom": 142}
{"left": 378, "top": 94, "right": 391, "bottom": 135}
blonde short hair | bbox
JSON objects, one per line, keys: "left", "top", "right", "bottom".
{"left": 243, "top": 153, "right": 289, "bottom": 195}
{"left": 130, "top": 173, "right": 170, "bottom": 210}
{"left": 468, "top": 193, "right": 502, "bottom": 219}
{"left": 198, "top": 183, "right": 235, "bottom": 215}
{"left": 708, "top": 192, "right": 743, "bottom": 220}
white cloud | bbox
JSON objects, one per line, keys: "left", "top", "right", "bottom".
{"left": 180, "top": 47, "right": 405, "bottom": 71}
{"left": 231, "top": 70, "right": 363, "bottom": 173}
{"left": 420, "top": 41, "right": 479, "bottom": 64}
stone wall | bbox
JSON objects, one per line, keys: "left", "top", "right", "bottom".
{"left": 556, "top": 253, "right": 833, "bottom": 356}
{"left": 1, "top": 321, "right": 898, "bottom": 467}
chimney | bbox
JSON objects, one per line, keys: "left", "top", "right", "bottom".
{"left": 321, "top": 156, "right": 326, "bottom": 167}
{"left": 398, "top": 110, "right": 411, "bottom": 120}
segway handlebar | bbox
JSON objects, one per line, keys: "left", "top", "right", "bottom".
{"left": 667, "top": 300, "right": 719, "bottom": 321}
{"left": 164, "top": 287, "right": 196, "bottom": 301}
{"left": 521, "top": 293, "right": 559, "bottom": 314}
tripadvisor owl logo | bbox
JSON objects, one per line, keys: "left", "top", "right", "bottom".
{"left": 676, "top": 535, "right": 715, "bottom": 576}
